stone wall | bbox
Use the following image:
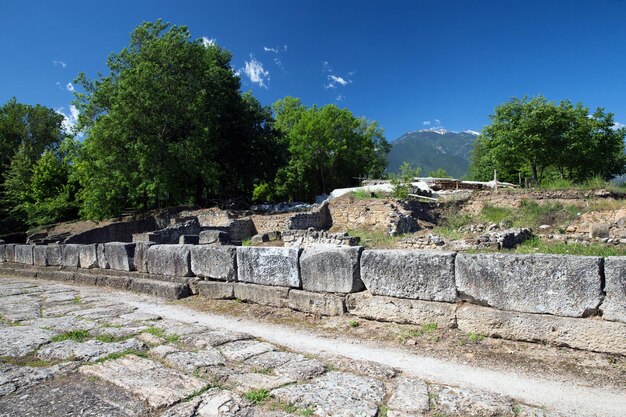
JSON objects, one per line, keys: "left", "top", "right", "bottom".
{"left": 1, "top": 242, "right": 625, "bottom": 355}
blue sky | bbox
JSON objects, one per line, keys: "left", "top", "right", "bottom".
{"left": 1, "top": 0, "right": 625, "bottom": 140}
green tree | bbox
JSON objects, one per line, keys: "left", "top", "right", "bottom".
{"left": 267, "top": 97, "right": 390, "bottom": 201}
{"left": 0, "top": 99, "right": 66, "bottom": 233}
{"left": 428, "top": 168, "right": 451, "bottom": 178}
{"left": 73, "top": 20, "right": 281, "bottom": 219}
{"left": 469, "top": 96, "right": 626, "bottom": 184}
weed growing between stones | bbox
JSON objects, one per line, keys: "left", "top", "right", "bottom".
{"left": 94, "top": 350, "right": 147, "bottom": 363}
{"left": 245, "top": 388, "right": 270, "bottom": 403}
{"left": 268, "top": 400, "right": 297, "bottom": 413}
{"left": 71, "top": 296, "right": 82, "bottom": 305}
{"left": 512, "top": 403, "right": 522, "bottom": 415}
{"left": 94, "top": 334, "right": 132, "bottom": 343}
{"left": 51, "top": 329, "right": 90, "bottom": 343}
{"left": 144, "top": 326, "right": 180, "bottom": 343}
{"left": 0, "top": 316, "right": 20, "bottom": 326}
{"left": 377, "top": 405, "right": 388, "bottom": 417}
{"left": 465, "top": 332, "right": 486, "bottom": 344}
{"left": 0, "top": 355, "right": 57, "bottom": 367}
{"left": 251, "top": 367, "right": 272, "bottom": 375}
{"left": 348, "top": 320, "right": 359, "bottom": 328}
{"left": 182, "top": 385, "right": 213, "bottom": 402}
{"left": 397, "top": 322, "right": 438, "bottom": 342}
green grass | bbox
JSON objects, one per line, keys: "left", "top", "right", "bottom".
{"left": 467, "top": 332, "right": 485, "bottom": 343}
{"left": 348, "top": 319, "right": 360, "bottom": 328}
{"left": 71, "top": 296, "right": 82, "bottom": 305}
{"left": 378, "top": 405, "right": 388, "bottom": 417}
{"left": 513, "top": 236, "right": 626, "bottom": 256}
{"left": 51, "top": 329, "right": 91, "bottom": 343}
{"left": 348, "top": 229, "right": 410, "bottom": 249}
{"left": 94, "top": 334, "right": 131, "bottom": 343}
{"left": 245, "top": 388, "right": 270, "bottom": 403}
{"left": 251, "top": 366, "right": 272, "bottom": 375}
{"left": 0, "top": 355, "right": 56, "bottom": 367}
{"left": 479, "top": 204, "right": 514, "bottom": 224}
{"left": 398, "top": 323, "right": 438, "bottom": 342}
{"left": 242, "top": 238, "right": 252, "bottom": 247}
{"left": 94, "top": 349, "right": 147, "bottom": 363}
{"left": 299, "top": 409, "right": 314, "bottom": 416}
{"left": 144, "top": 326, "right": 179, "bottom": 343}
{"left": 351, "top": 190, "right": 385, "bottom": 200}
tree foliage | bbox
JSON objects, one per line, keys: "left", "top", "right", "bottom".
{"left": 73, "top": 20, "right": 282, "bottom": 219}
{"left": 259, "top": 97, "right": 390, "bottom": 202}
{"left": 469, "top": 96, "right": 626, "bottom": 184}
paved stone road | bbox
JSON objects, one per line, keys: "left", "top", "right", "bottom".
{"left": 0, "top": 276, "right": 601, "bottom": 416}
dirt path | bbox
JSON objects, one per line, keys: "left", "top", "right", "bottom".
{"left": 106, "top": 294, "right": 626, "bottom": 417}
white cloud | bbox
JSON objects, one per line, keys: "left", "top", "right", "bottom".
{"left": 422, "top": 121, "right": 431, "bottom": 126}
{"left": 202, "top": 37, "right": 216, "bottom": 47}
{"left": 243, "top": 55, "right": 270, "bottom": 88}
{"left": 325, "top": 74, "right": 351, "bottom": 89}
{"left": 52, "top": 60, "right": 67, "bottom": 68}
{"left": 264, "top": 46, "right": 279, "bottom": 53}
{"left": 434, "top": 119, "right": 441, "bottom": 124}
{"left": 56, "top": 105, "right": 79, "bottom": 133}
{"left": 273, "top": 57, "right": 284, "bottom": 70}
{"left": 335, "top": 95, "right": 345, "bottom": 102}
{"left": 66, "top": 82, "right": 74, "bottom": 92}
{"left": 322, "top": 61, "right": 332, "bottom": 73}
{"left": 613, "top": 122, "right": 625, "bottom": 130}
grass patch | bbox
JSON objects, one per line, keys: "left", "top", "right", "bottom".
{"left": 398, "top": 323, "right": 438, "bottom": 342}
{"left": 0, "top": 355, "right": 57, "bottom": 367}
{"left": 242, "top": 238, "right": 252, "bottom": 247}
{"left": 183, "top": 385, "right": 212, "bottom": 402}
{"left": 351, "top": 190, "right": 385, "bottom": 200}
{"left": 251, "top": 366, "right": 272, "bottom": 375}
{"left": 348, "top": 229, "right": 410, "bottom": 249}
{"left": 94, "top": 334, "right": 131, "bottom": 343}
{"left": 378, "top": 405, "right": 388, "bottom": 417}
{"left": 513, "top": 236, "right": 626, "bottom": 256}
{"left": 144, "top": 326, "right": 180, "bottom": 343}
{"left": 94, "top": 349, "right": 147, "bottom": 363}
{"left": 348, "top": 319, "right": 360, "bottom": 328}
{"left": 479, "top": 204, "right": 514, "bottom": 224}
{"left": 299, "top": 409, "right": 314, "bottom": 416}
{"left": 0, "top": 316, "right": 20, "bottom": 326}
{"left": 245, "top": 388, "right": 270, "bottom": 403}
{"left": 71, "top": 296, "right": 82, "bottom": 305}
{"left": 51, "top": 329, "right": 90, "bottom": 343}
{"left": 467, "top": 332, "right": 485, "bottom": 343}
{"left": 269, "top": 400, "right": 298, "bottom": 413}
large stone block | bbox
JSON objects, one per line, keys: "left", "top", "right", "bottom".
{"left": 360, "top": 250, "right": 457, "bottom": 302}
{"left": 33, "top": 245, "right": 62, "bottom": 267}
{"left": 146, "top": 245, "right": 193, "bottom": 277}
{"left": 79, "top": 244, "right": 99, "bottom": 269}
{"left": 105, "top": 242, "right": 136, "bottom": 271}
{"left": 456, "top": 303, "right": 626, "bottom": 355}
{"left": 129, "top": 278, "right": 190, "bottom": 299}
{"left": 237, "top": 247, "right": 301, "bottom": 288}
{"left": 346, "top": 291, "right": 457, "bottom": 328}
{"left": 4, "top": 244, "right": 16, "bottom": 263}
{"left": 62, "top": 244, "right": 81, "bottom": 268}
{"left": 97, "top": 244, "right": 109, "bottom": 269}
{"left": 14, "top": 245, "right": 34, "bottom": 265}
{"left": 602, "top": 257, "right": 626, "bottom": 323}
{"left": 0, "top": 244, "right": 5, "bottom": 263}
{"left": 234, "top": 282, "right": 290, "bottom": 308}
{"left": 197, "top": 281, "right": 235, "bottom": 299}
{"left": 300, "top": 246, "right": 364, "bottom": 293}
{"left": 134, "top": 241, "right": 156, "bottom": 273}
{"left": 456, "top": 253, "right": 603, "bottom": 317}
{"left": 288, "top": 290, "right": 346, "bottom": 316}
{"left": 190, "top": 246, "right": 237, "bottom": 281}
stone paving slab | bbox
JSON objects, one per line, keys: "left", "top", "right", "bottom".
{"left": 0, "top": 326, "right": 55, "bottom": 357}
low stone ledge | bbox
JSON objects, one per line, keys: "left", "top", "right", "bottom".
{"left": 146, "top": 245, "right": 193, "bottom": 277}
{"left": 197, "top": 280, "right": 235, "bottom": 299}
{"left": 288, "top": 290, "right": 346, "bottom": 316}
{"left": 234, "top": 282, "right": 290, "bottom": 308}
{"left": 602, "top": 257, "right": 626, "bottom": 323}
{"left": 73, "top": 272, "right": 99, "bottom": 286}
{"left": 300, "top": 246, "right": 364, "bottom": 294}
{"left": 456, "top": 303, "right": 626, "bottom": 355}
{"left": 345, "top": 291, "right": 457, "bottom": 328}
{"left": 129, "top": 278, "right": 189, "bottom": 300}
{"left": 456, "top": 253, "right": 603, "bottom": 317}
{"left": 37, "top": 269, "right": 76, "bottom": 283}
{"left": 62, "top": 244, "right": 81, "bottom": 268}
{"left": 14, "top": 245, "right": 34, "bottom": 265}
{"left": 95, "top": 275, "right": 132, "bottom": 290}
{"left": 79, "top": 244, "right": 99, "bottom": 269}
{"left": 360, "top": 250, "right": 457, "bottom": 302}
{"left": 191, "top": 246, "right": 237, "bottom": 281}
{"left": 105, "top": 243, "right": 136, "bottom": 272}
{"left": 237, "top": 247, "right": 301, "bottom": 288}
{"left": 0, "top": 265, "right": 37, "bottom": 278}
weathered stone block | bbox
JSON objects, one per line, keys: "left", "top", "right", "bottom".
{"left": 97, "top": 244, "right": 109, "bottom": 269}
{"left": 129, "top": 278, "right": 190, "bottom": 299}
{"left": 456, "top": 253, "right": 603, "bottom": 317}
{"left": 300, "top": 246, "right": 364, "bottom": 293}
{"left": 190, "top": 246, "right": 237, "bottom": 281}
{"left": 237, "top": 247, "right": 301, "bottom": 288}
{"left": 197, "top": 281, "right": 235, "bottom": 299}
{"left": 105, "top": 242, "right": 136, "bottom": 271}
{"left": 360, "top": 250, "right": 456, "bottom": 302}
{"left": 5, "top": 244, "right": 16, "bottom": 263}
{"left": 95, "top": 274, "right": 132, "bottom": 290}
{"left": 33, "top": 246, "right": 48, "bottom": 266}
{"left": 0, "top": 244, "right": 5, "bottom": 262}
{"left": 37, "top": 269, "right": 75, "bottom": 282}
{"left": 33, "top": 245, "right": 62, "bottom": 267}
{"left": 14, "top": 245, "right": 34, "bottom": 265}
{"left": 346, "top": 291, "right": 457, "bottom": 328}
{"left": 234, "top": 282, "right": 290, "bottom": 308}
{"left": 179, "top": 235, "right": 199, "bottom": 245}
{"left": 133, "top": 241, "right": 156, "bottom": 273}
{"left": 74, "top": 272, "right": 99, "bottom": 286}
{"left": 79, "top": 244, "right": 98, "bottom": 269}
{"left": 602, "top": 257, "right": 626, "bottom": 323}
{"left": 590, "top": 223, "right": 610, "bottom": 238}
{"left": 199, "top": 230, "right": 230, "bottom": 245}
{"left": 456, "top": 303, "right": 626, "bottom": 355}
{"left": 146, "top": 245, "right": 193, "bottom": 277}
{"left": 62, "top": 244, "right": 81, "bottom": 268}
{"left": 288, "top": 290, "right": 346, "bottom": 316}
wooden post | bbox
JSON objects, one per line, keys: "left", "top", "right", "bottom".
{"left": 494, "top": 169, "right": 498, "bottom": 192}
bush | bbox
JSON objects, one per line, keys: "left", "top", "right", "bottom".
{"left": 390, "top": 162, "right": 421, "bottom": 200}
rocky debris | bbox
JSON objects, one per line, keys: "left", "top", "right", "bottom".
{"left": 79, "top": 355, "right": 209, "bottom": 409}
{"left": 300, "top": 246, "right": 364, "bottom": 293}
{"left": 361, "top": 249, "right": 457, "bottom": 302}
{"left": 199, "top": 229, "right": 231, "bottom": 245}
{"left": 0, "top": 326, "right": 54, "bottom": 356}
{"left": 589, "top": 223, "right": 610, "bottom": 238}
{"left": 282, "top": 229, "right": 360, "bottom": 247}
{"left": 272, "top": 371, "right": 386, "bottom": 417}
{"left": 456, "top": 253, "right": 603, "bottom": 317}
